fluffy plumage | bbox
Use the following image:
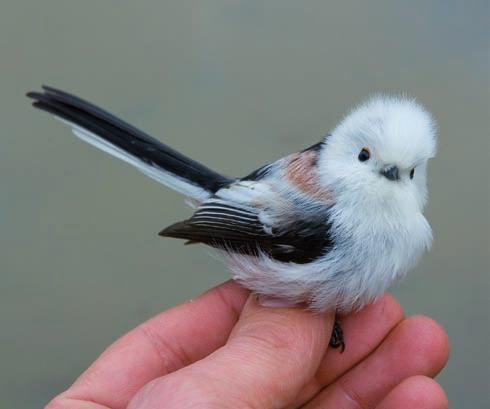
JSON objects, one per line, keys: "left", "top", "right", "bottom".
{"left": 27, "top": 87, "right": 437, "bottom": 312}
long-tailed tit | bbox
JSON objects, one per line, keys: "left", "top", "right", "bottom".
{"left": 27, "top": 86, "right": 437, "bottom": 350}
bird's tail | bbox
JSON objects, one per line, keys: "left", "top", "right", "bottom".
{"left": 27, "top": 86, "right": 232, "bottom": 201}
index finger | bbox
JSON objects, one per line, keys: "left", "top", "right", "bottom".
{"left": 51, "top": 280, "right": 249, "bottom": 409}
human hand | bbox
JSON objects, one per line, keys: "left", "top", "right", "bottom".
{"left": 47, "top": 280, "right": 449, "bottom": 409}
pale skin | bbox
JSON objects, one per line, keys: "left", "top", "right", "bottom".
{"left": 47, "top": 281, "right": 450, "bottom": 409}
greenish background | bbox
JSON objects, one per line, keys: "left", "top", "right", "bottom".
{"left": 1, "top": 1, "right": 488, "bottom": 407}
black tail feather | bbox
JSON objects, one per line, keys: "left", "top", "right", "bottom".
{"left": 27, "top": 86, "right": 232, "bottom": 194}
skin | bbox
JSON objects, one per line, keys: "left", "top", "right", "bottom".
{"left": 46, "top": 280, "right": 449, "bottom": 409}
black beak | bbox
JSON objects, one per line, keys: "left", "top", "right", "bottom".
{"left": 380, "top": 165, "right": 400, "bottom": 181}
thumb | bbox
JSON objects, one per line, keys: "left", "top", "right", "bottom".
{"left": 129, "top": 294, "right": 334, "bottom": 409}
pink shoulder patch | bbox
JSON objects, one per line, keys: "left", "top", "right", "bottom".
{"left": 285, "top": 150, "right": 332, "bottom": 202}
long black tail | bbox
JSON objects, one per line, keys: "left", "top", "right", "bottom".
{"left": 27, "top": 86, "right": 233, "bottom": 200}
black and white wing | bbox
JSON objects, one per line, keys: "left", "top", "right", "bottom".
{"left": 159, "top": 187, "right": 333, "bottom": 264}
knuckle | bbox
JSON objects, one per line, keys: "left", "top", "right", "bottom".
{"left": 337, "top": 377, "right": 370, "bottom": 409}
{"left": 237, "top": 316, "right": 305, "bottom": 354}
{"left": 138, "top": 323, "right": 191, "bottom": 374}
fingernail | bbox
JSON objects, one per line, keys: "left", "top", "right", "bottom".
{"left": 257, "top": 294, "right": 297, "bottom": 309}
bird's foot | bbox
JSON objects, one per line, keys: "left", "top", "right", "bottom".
{"left": 329, "top": 320, "right": 345, "bottom": 353}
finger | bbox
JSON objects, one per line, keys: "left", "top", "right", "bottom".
{"left": 304, "top": 316, "right": 450, "bottom": 409}
{"left": 293, "top": 293, "right": 404, "bottom": 406}
{"left": 49, "top": 280, "right": 249, "bottom": 409}
{"left": 376, "top": 376, "right": 448, "bottom": 409}
{"left": 128, "top": 295, "right": 334, "bottom": 409}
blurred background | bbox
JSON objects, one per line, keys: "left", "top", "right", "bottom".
{"left": 1, "top": 1, "right": 488, "bottom": 407}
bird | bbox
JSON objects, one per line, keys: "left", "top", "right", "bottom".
{"left": 27, "top": 86, "right": 437, "bottom": 351}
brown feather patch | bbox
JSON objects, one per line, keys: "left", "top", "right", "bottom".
{"left": 286, "top": 150, "right": 332, "bottom": 202}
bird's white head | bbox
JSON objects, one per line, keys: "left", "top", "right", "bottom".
{"left": 319, "top": 96, "right": 437, "bottom": 216}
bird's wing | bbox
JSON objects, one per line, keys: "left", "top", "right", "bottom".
{"left": 159, "top": 176, "right": 333, "bottom": 264}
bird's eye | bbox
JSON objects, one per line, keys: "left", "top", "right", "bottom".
{"left": 358, "top": 148, "right": 370, "bottom": 162}
{"left": 410, "top": 168, "right": 415, "bottom": 179}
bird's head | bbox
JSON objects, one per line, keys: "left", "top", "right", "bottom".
{"left": 319, "top": 96, "right": 437, "bottom": 215}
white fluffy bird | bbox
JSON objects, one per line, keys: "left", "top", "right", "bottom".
{"left": 27, "top": 86, "right": 437, "bottom": 350}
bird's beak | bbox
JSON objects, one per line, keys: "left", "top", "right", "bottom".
{"left": 380, "top": 165, "right": 400, "bottom": 181}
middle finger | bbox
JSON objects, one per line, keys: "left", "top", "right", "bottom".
{"left": 292, "top": 293, "right": 404, "bottom": 406}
